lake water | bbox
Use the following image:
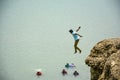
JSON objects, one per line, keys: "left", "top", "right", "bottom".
{"left": 0, "top": 31, "right": 90, "bottom": 80}
{"left": 0, "top": 38, "right": 90, "bottom": 80}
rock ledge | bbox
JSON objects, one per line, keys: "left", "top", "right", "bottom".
{"left": 85, "top": 38, "right": 120, "bottom": 80}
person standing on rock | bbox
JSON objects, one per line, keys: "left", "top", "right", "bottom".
{"left": 69, "top": 26, "right": 83, "bottom": 54}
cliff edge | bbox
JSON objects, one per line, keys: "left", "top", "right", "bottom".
{"left": 85, "top": 38, "right": 120, "bottom": 80}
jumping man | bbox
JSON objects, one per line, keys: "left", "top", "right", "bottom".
{"left": 69, "top": 26, "right": 82, "bottom": 54}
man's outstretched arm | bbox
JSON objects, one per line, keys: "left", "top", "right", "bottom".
{"left": 75, "top": 33, "right": 83, "bottom": 37}
{"left": 76, "top": 26, "right": 81, "bottom": 32}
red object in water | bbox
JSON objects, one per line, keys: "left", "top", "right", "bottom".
{"left": 36, "top": 71, "right": 42, "bottom": 76}
{"left": 62, "top": 69, "right": 67, "bottom": 76}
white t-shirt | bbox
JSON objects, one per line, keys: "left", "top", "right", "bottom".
{"left": 72, "top": 31, "right": 80, "bottom": 40}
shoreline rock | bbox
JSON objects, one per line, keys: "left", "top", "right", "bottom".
{"left": 85, "top": 38, "right": 120, "bottom": 80}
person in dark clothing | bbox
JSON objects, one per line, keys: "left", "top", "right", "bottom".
{"left": 61, "top": 69, "right": 67, "bottom": 76}
{"left": 73, "top": 70, "right": 79, "bottom": 77}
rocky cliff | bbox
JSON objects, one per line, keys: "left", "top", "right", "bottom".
{"left": 85, "top": 38, "right": 120, "bottom": 80}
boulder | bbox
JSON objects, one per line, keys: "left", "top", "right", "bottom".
{"left": 85, "top": 38, "right": 120, "bottom": 80}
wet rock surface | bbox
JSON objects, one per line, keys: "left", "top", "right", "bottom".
{"left": 85, "top": 38, "right": 120, "bottom": 80}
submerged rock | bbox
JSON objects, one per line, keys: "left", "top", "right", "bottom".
{"left": 85, "top": 38, "right": 120, "bottom": 80}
